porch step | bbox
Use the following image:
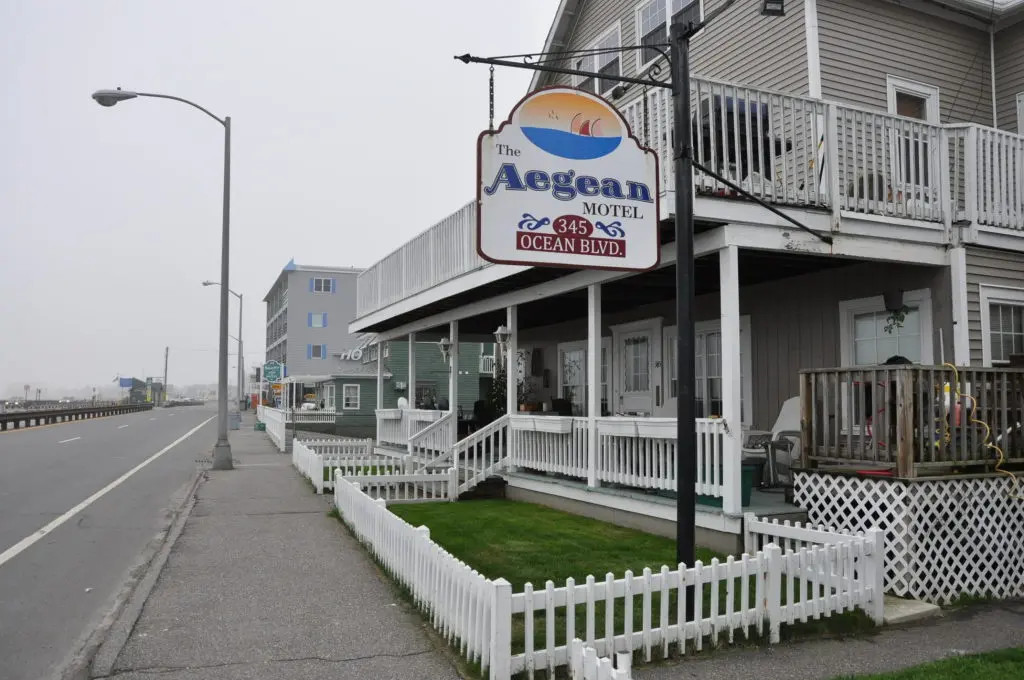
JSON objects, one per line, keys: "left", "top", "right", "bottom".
{"left": 458, "top": 476, "right": 507, "bottom": 501}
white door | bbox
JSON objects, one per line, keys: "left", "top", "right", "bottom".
{"left": 658, "top": 328, "right": 678, "bottom": 417}
{"left": 614, "top": 325, "right": 660, "bottom": 416}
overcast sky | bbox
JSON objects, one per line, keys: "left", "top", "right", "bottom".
{"left": 0, "top": 0, "right": 553, "bottom": 396}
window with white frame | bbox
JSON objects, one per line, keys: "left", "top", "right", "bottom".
{"left": 323, "top": 384, "right": 336, "bottom": 410}
{"left": 559, "top": 344, "right": 586, "bottom": 414}
{"left": 838, "top": 290, "right": 934, "bottom": 367}
{"left": 635, "top": 1, "right": 699, "bottom": 73}
{"left": 310, "top": 312, "right": 326, "bottom": 328}
{"left": 981, "top": 285, "right": 1024, "bottom": 365}
{"left": 312, "top": 277, "right": 332, "bottom": 293}
{"left": 574, "top": 54, "right": 596, "bottom": 93}
{"left": 601, "top": 344, "right": 609, "bottom": 409}
{"left": 688, "top": 318, "right": 752, "bottom": 424}
{"left": 310, "top": 344, "right": 325, "bottom": 359}
{"left": 342, "top": 384, "right": 360, "bottom": 410}
{"left": 635, "top": 0, "right": 667, "bottom": 72}
{"left": 594, "top": 25, "right": 621, "bottom": 96}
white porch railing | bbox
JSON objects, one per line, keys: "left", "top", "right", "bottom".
{"left": 409, "top": 411, "right": 455, "bottom": 462}
{"left": 290, "top": 409, "right": 338, "bottom": 424}
{"left": 510, "top": 415, "right": 589, "bottom": 479}
{"left": 261, "top": 406, "right": 287, "bottom": 452}
{"left": 480, "top": 355, "right": 497, "bottom": 374}
{"left": 376, "top": 408, "right": 405, "bottom": 447}
{"left": 355, "top": 76, "right": 1024, "bottom": 320}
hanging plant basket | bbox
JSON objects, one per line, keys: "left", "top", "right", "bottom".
{"left": 883, "top": 289, "right": 904, "bottom": 313}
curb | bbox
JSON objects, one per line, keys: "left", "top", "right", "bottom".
{"left": 52, "top": 468, "right": 206, "bottom": 680}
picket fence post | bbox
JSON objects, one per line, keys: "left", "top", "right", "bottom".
{"left": 490, "top": 578, "right": 512, "bottom": 680}
{"left": 448, "top": 467, "right": 458, "bottom": 501}
{"left": 866, "top": 527, "right": 886, "bottom": 625}
{"left": 742, "top": 512, "right": 755, "bottom": 554}
{"left": 765, "top": 543, "right": 782, "bottom": 644}
{"left": 569, "top": 639, "right": 583, "bottom": 679}
{"left": 315, "top": 452, "right": 325, "bottom": 494}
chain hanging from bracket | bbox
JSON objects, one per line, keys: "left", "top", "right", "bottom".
{"left": 488, "top": 65, "right": 495, "bottom": 132}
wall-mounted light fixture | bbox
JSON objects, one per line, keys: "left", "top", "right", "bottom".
{"left": 438, "top": 336, "right": 452, "bottom": 365}
{"left": 761, "top": 0, "right": 785, "bottom": 16}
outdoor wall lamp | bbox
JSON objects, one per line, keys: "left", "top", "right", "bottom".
{"left": 494, "top": 325, "right": 510, "bottom": 351}
{"left": 761, "top": 0, "right": 785, "bottom": 15}
{"left": 438, "top": 336, "right": 452, "bottom": 365}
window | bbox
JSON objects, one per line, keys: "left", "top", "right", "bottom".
{"left": 623, "top": 335, "right": 650, "bottom": 392}
{"left": 342, "top": 384, "right": 360, "bottom": 410}
{"left": 558, "top": 344, "right": 586, "bottom": 415}
{"left": 323, "top": 384, "right": 336, "bottom": 410}
{"left": 309, "top": 312, "right": 327, "bottom": 328}
{"left": 635, "top": 0, "right": 667, "bottom": 72}
{"left": 839, "top": 289, "right": 934, "bottom": 367}
{"left": 662, "top": 319, "right": 752, "bottom": 424}
{"left": 1017, "top": 92, "right": 1024, "bottom": 133}
{"left": 574, "top": 54, "right": 596, "bottom": 93}
{"left": 594, "top": 25, "right": 621, "bottom": 96}
{"left": 415, "top": 382, "right": 438, "bottom": 408}
{"left": 980, "top": 285, "right": 1024, "bottom": 365}
{"left": 308, "top": 344, "right": 327, "bottom": 359}
{"left": 601, "top": 343, "right": 609, "bottom": 407}
{"left": 311, "top": 277, "right": 334, "bottom": 293}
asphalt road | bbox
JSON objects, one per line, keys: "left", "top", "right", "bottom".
{"left": 0, "top": 405, "right": 217, "bottom": 680}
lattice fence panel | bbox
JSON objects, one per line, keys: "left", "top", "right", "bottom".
{"left": 794, "top": 472, "right": 1024, "bottom": 604}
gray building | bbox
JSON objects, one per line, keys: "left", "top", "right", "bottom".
{"left": 263, "top": 259, "right": 365, "bottom": 383}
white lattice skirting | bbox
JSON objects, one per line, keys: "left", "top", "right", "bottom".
{"left": 794, "top": 472, "right": 1024, "bottom": 604}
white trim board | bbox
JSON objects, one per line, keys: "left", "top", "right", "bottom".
{"left": 979, "top": 284, "right": 1024, "bottom": 366}
{"left": 885, "top": 75, "right": 940, "bottom": 122}
{"left": 949, "top": 247, "right": 970, "bottom": 365}
{"left": 804, "top": 0, "right": 822, "bottom": 98}
{"left": 1017, "top": 92, "right": 1024, "bottom": 133}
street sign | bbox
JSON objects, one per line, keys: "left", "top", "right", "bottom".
{"left": 477, "top": 86, "right": 659, "bottom": 271}
{"left": 263, "top": 361, "right": 282, "bottom": 382}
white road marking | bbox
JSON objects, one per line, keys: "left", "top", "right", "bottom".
{"left": 149, "top": 417, "right": 157, "bottom": 421}
{"left": 118, "top": 424, "right": 129, "bottom": 429}
{"left": 58, "top": 437, "right": 81, "bottom": 444}
{"left": 0, "top": 416, "right": 215, "bottom": 570}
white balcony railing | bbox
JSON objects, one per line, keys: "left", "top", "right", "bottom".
{"left": 356, "top": 76, "right": 1024, "bottom": 319}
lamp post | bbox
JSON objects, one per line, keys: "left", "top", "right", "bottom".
{"left": 93, "top": 87, "right": 233, "bottom": 469}
{"left": 204, "top": 281, "right": 243, "bottom": 411}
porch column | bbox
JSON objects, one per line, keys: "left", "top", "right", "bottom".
{"left": 448, "top": 320, "right": 460, "bottom": 444}
{"left": 507, "top": 306, "right": 519, "bottom": 473}
{"left": 408, "top": 332, "right": 416, "bottom": 442}
{"left": 586, "top": 284, "right": 601, "bottom": 488}
{"left": 719, "top": 246, "right": 743, "bottom": 516}
{"left": 376, "top": 341, "right": 384, "bottom": 410}
{"left": 950, "top": 247, "right": 970, "bottom": 366}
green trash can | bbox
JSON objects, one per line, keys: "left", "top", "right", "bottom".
{"left": 696, "top": 462, "right": 757, "bottom": 508}
{"left": 255, "top": 421, "right": 266, "bottom": 431}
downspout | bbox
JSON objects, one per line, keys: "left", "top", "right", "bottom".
{"left": 991, "top": 25, "right": 998, "bottom": 128}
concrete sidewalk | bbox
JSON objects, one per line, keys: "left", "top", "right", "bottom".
{"left": 92, "top": 415, "right": 460, "bottom": 679}
{"left": 634, "top": 600, "right": 1024, "bottom": 680}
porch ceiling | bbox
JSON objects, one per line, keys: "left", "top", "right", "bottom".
{"left": 383, "top": 247, "right": 859, "bottom": 336}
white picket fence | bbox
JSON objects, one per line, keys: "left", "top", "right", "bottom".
{"left": 332, "top": 479, "right": 886, "bottom": 680}
{"left": 293, "top": 440, "right": 457, "bottom": 501}
{"left": 743, "top": 512, "right": 886, "bottom": 625}
{"left": 570, "top": 640, "right": 632, "bottom": 680}
{"left": 261, "top": 407, "right": 287, "bottom": 452}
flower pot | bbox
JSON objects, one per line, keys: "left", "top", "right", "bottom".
{"left": 597, "top": 418, "right": 638, "bottom": 437}
{"left": 883, "top": 289, "right": 904, "bottom": 313}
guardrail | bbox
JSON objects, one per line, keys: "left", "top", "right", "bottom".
{"left": 0, "top": 403, "right": 154, "bottom": 431}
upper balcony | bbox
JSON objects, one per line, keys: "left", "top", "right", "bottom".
{"left": 355, "top": 75, "right": 1024, "bottom": 322}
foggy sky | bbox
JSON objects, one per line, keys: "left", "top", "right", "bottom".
{"left": 0, "top": 0, "right": 553, "bottom": 396}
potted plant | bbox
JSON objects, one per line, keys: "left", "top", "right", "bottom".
{"left": 884, "top": 305, "right": 910, "bottom": 334}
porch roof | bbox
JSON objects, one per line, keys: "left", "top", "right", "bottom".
{"left": 362, "top": 248, "right": 862, "bottom": 337}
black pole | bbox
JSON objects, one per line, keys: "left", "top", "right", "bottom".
{"left": 670, "top": 14, "right": 697, "bottom": 575}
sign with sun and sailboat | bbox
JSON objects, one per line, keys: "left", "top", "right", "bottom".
{"left": 477, "top": 86, "right": 659, "bottom": 271}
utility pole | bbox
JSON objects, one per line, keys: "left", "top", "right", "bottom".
{"left": 163, "top": 346, "right": 169, "bottom": 405}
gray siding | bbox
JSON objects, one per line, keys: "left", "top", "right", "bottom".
{"left": 995, "top": 24, "right": 1024, "bottom": 132}
{"left": 537, "top": 0, "right": 808, "bottom": 95}
{"left": 284, "top": 269, "right": 363, "bottom": 376}
{"left": 519, "top": 260, "right": 950, "bottom": 430}
{"left": 965, "top": 246, "right": 1024, "bottom": 365}
{"left": 382, "top": 342, "right": 482, "bottom": 412}
{"left": 818, "top": 0, "right": 993, "bottom": 125}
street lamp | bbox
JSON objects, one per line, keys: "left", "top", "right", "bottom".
{"left": 93, "top": 87, "right": 234, "bottom": 470}
{"left": 204, "top": 280, "right": 244, "bottom": 412}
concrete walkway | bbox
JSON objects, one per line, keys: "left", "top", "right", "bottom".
{"left": 93, "top": 415, "right": 460, "bottom": 679}
{"left": 634, "top": 599, "right": 1024, "bottom": 679}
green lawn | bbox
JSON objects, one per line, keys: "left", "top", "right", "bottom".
{"left": 389, "top": 499, "right": 871, "bottom": 661}
{"left": 836, "top": 648, "right": 1024, "bottom": 679}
